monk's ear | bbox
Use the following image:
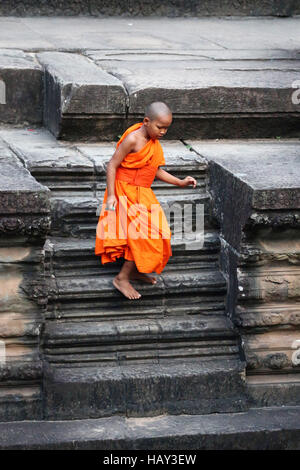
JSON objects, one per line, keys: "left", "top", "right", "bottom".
{"left": 143, "top": 117, "right": 150, "bottom": 125}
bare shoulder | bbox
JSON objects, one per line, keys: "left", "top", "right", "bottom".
{"left": 119, "top": 132, "right": 137, "bottom": 152}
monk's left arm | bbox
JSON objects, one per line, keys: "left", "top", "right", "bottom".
{"left": 155, "top": 168, "right": 183, "bottom": 186}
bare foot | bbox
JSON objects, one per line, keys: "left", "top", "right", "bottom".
{"left": 112, "top": 275, "right": 142, "bottom": 299}
{"left": 130, "top": 271, "right": 157, "bottom": 284}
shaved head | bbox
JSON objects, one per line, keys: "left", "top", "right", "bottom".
{"left": 144, "top": 101, "right": 172, "bottom": 121}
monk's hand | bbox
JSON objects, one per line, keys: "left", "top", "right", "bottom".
{"left": 106, "top": 195, "right": 118, "bottom": 211}
{"left": 180, "top": 176, "right": 197, "bottom": 188}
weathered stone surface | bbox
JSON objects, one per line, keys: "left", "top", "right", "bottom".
{"left": 36, "top": 51, "right": 127, "bottom": 139}
{"left": 247, "top": 374, "right": 300, "bottom": 407}
{"left": 243, "top": 330, "right": 300, "bottom": 373}
{"left": 51, "top": 267, "right": 225, "bottom": 298}
{"left": 85, "top": 49, "right": 300, "bottom": 63}
{"left": 186, "top": 139, "right": 300, "bottom": 393}
{"left": 0, "top": 386, "right": 42, "bottom": 422}
{"left": 0, "top": 141, "right": 50, "bottom": 215}
{"left": 0, "top": 142, "right": 50, "bottom": 238}
{"left": 187, "top": 141, "right": 300, "bottom": 223}
{"left": 0, "top": 137, "right": 50, "bottom": 421}
{"left": 55, "top": 50, "right": 300, "bottom": 138}
{"left": 44, "top": 229, "right": 221, "bottom": 288}
{"left": 1, "top": 17, "right": 300, "bottom": 52}
{"left": 96, "top": 59, "right": 300, "bottom": 114}
{"left": 0, "top": 1, "right": 299, "bottom": 17}
{"left": 0, "top": 242, "right": 45, "bottom": 421}
{"left": 3, "top": 46, "right": 296, "bottom": 140}
{"left": 0, "top": 49, "right": 43, "bottom": 124}
{"left": 43, "top": 315, "right": 239, "bottom": 366}
{"left": 43, "top": 358, "right": 247, "bottom": 420}
{"left": 0, "top": 405, "right": 300, "bottom": 450}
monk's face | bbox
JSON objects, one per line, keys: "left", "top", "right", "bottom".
{"left": 144, "top": 113, "right": 172, "bottom": 140}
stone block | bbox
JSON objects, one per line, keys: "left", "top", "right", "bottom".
{"left": 187, "top": 139, "right": 300, "bottom": 396}
{"left": 43, "top": 358, "right": 248, "bottom": 420}
{"left": 36, "top": 51, "right": 127, "bottom": 140}
{"left": 0, "top": 49, "right": 43, "bottom": 124}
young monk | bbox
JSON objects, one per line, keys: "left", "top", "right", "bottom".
{"left": 95, "top": 101, "right": 197, "bottom": 300}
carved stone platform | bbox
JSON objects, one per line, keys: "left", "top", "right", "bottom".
{"left": 187, "top": 139, "right": 300, "bottom": 407}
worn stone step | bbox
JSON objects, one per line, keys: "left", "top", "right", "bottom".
{"left": 42, "top": 357, "right": 248, "bottom": 420}
{"left": 47, "top": 268, "right": 227, "bottom": 301}
{"left": 45, "top": 268, "right": 227, "bottom": 321}
{"left": 186, "top": 138, "right": 300, "bottom": 401}
{"left": 45, "top": 295, "right": 226, "bottom": 322}
{"left": 38, "top": 51, "right": 127, "bottom": 139}
{"left": 49, "top": 191, "right": 210, "bottom": 237}
{"left": 0, "top": 386, "right": 42, "bottom": 423}
{"left": 35, "top": 51, "right": 300, "bottom": 140}
{"left": 43, "top": 315, "right": 240, "bottom": 366}
{"left": 1, "top": 1, "right": 299, "bottom": 17}
{"left": 0, "top": 126, "right": 207, "bottom": 195}
{"left": 45, "top": 230, "right": 221, "bottom": 277}
{"left": 246, "top": 374, "right": 300, "bottom": 408}
{"left": 1, "top": 404, "right": 300, "bottom": 450}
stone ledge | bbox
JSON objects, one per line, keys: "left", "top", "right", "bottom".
{"left": 1, "top": 405, "right": 300, "bottom": 449}
{"left": 187, "top": 141, "right": 300, "bottom": 250}
{"left": 0, "top": 1, "right": 299, "bottom": 17}
{"left": 0, "top": 49, "right": 43, "bottom": 124}
{"left": 0, "top": 140, "right": 50, "bottom": 238}
{"left": 43, "top": 358, "right": 248, "bottom": 420}
{"left": 11, "top": 49, "right": 299, "bottom": 139}
{"left": 36, "top": 51, "right": 127, "bottom": 139}
{"left": 186, "top": 140, "right": 300, "bottom": 387}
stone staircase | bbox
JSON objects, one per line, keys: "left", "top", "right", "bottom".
{"left": 0, "top": 126, "right": 248, "bottom": 422}
{"left": 0, "top": 19, "right": 300, "bottom": 447}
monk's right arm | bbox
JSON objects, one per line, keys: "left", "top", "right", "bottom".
{"left": 106, "top": 135, "right": 136, "bottom": 197}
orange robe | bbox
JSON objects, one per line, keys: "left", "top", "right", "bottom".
{"left": 95, "top": 122, "right": 172, "bottom": 274}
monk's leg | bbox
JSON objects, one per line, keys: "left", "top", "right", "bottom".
{"left": 130, "top": 265, "right": 157, "bottom": 284}
{"left": 113, "top": 260, "right": 142, "bottom": 299}
{"left": 124, "top": 245, "right": 157, "bottom": 284}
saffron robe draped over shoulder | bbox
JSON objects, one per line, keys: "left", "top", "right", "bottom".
{"left": 94, "top": 122, "right": 172, "bottom": 274}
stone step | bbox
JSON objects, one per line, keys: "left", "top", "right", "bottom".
{"left": 246, "top": 374, "right": 300, "bottom": 408}
{"left": 3, "top": 51, "right": 298, "bottom": 139}
{"left": 0, "top": 126, "right": 210, "bottom": 236}
{"left": 43, "top": 315, "right": 240, "bottom": 366}
{"left": 45, "top": 268, "right": 227, "bottom": 321}
{"left": 50, "top": 191, "right": 210, "bottom": 238}
{"left": 0, "top": 385, "right": 42, "bottom": 423}
{"left": 47, "top": 266, "right": 227, "bottom": 299}
{"left": 0, "top": 127, "right": 207, "bottom": 195}
{"left": 35, "top": 51, "right": 300, "bottom": 140}
{"left": 1, "top": 404, "right": 300, "bottom": 450}
{"left": 45, "top": 230, "right": 221, "bottom": 277}
{"left": 42, "top": 357, "right": 248, "bottom": 420}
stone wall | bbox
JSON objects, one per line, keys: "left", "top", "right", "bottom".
{"left": 0, "top": 139, "right": 50, "bottom": 420}
{"left": 188, "top": 141, "right": 300, "bottom": 406}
